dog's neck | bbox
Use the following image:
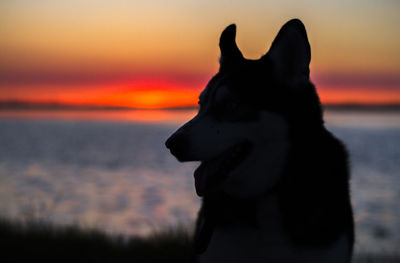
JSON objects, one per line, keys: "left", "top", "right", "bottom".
{"left": 220, "top": 139, "right": 291, "bottom": 199}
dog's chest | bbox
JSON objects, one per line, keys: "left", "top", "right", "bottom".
{"left": 196, "top": 196, "right": 350, "bottom": 263}
{"left": 197, "top": 229, "right": 349, "bottom": 263}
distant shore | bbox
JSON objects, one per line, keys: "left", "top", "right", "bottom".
{"left": 1, "top": 100, "right": 400, "bottom": 111}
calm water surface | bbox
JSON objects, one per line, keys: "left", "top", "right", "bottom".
{"left": 0, "top": 109, "right": 399, "bottom": 253}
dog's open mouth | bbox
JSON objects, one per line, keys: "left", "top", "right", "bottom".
{"left": 194, "top": 141, "right": 252, "bottom": 197}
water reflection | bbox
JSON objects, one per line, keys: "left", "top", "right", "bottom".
{"left": 0, "top": 109, "right": 399, "bottom": 252}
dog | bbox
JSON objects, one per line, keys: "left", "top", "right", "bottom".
{"left": 165, "top": 19, "right": 354, "bottom": 263}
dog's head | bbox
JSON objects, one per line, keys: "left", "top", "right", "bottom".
{"left": 166, "top": 19, "right": 323, "bottom": 198}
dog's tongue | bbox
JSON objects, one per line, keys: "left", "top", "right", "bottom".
{"left": 194, "top": 159, "right": 220, "bottom": 197}
{"left": 194, "top": 141, "right": 252, "bottom": 197}
{"left": 194, "top": 163, "right": 207, "bottom": 196}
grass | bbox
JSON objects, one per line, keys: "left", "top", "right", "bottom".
{"left": 0, "top": 219, "right": 193, "bottom": 263}
{"left": 0, "top": 218, "right": 399, "bottom": 263}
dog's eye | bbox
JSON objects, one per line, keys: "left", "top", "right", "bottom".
{"left": 225, "top": 101, "right": 238, "bottom": 111}
{"left": 215, "top": 99, "right": 241, "bottom": 121}
{"left": 215, "top": 99, "right": 258, "bottom": 122}
{"left": 231, "top": 101, "right": 238, "bottom": 109}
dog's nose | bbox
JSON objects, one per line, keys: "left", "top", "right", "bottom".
{"left": 165, "top": 132, "right": 183, "bottom": 150}
{"left": 165, "top": 136, "right": 174, "bottom": 149}
{"left": 165, "top": 132, "right": 192, "bottom": 161}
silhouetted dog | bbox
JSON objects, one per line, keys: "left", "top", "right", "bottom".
{"left": 166, "top": 19, "right": 354, "bottom": 263}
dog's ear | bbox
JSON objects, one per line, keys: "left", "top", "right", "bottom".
{"left": 219, "top": 24, "right": 244, "bottom": 68}
{"left": 264, "top": 19, "right": 311, "bottom": 84}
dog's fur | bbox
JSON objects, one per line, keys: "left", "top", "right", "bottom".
{"left": 166, "top": 19, "right": 354, "bottom": 263}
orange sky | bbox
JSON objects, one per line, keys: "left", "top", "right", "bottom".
{"left": 0, "top": 1, "right": 399, "bottom": 108}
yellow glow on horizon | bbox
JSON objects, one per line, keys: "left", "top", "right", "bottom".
{"left": 96, "top": 89, "right": 200, "bottom": 109}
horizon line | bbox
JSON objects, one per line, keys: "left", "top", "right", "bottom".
{"left": 2, "top": 100, "right": 400, "bottom": 111}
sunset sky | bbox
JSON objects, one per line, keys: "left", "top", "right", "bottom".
{"left": 1, "top": 0, "right": 399, "bottom": 108}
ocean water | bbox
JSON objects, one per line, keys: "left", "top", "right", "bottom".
{"left": 0, "top": 109, "right": 399, "bottom": 253}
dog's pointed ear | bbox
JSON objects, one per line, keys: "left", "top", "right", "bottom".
{"left": 219, "top": 24, "right": 244, "bottom": 68}
{"left": 263, "top": 19, "right": 311, "bottom": 83}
